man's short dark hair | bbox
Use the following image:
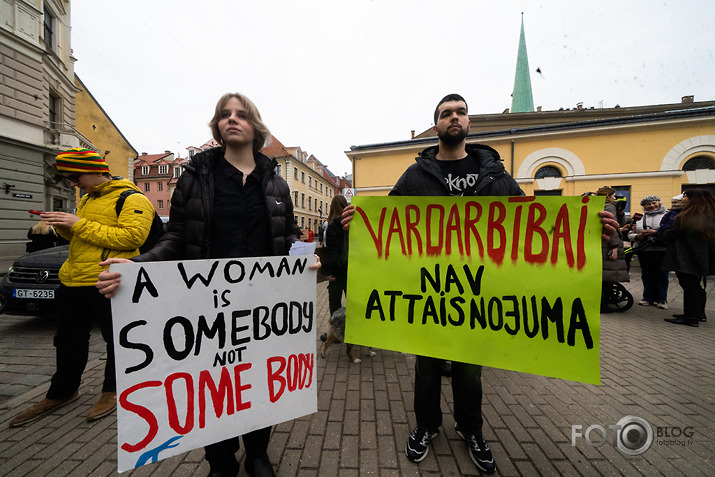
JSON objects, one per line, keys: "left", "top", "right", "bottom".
{"left": 434, "top": 94, "right": 468, "bottom": 124}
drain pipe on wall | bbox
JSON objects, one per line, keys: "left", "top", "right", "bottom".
{"left": 510, "top": 140, "right": 515, "bottom": 176}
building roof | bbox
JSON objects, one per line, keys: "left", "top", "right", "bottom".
{"left": 134, "top": 153, "right": 173, "bottom": 165}
{"left": 262, "top": 135, "right": 293, "bottom": 158}
{"left": 350, "top": 104, "right": 715, "bottom": 153}
{"left": 413, "top": 100, "right": 715, "bottom": 139}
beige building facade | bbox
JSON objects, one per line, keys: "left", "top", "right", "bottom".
{"left": 0, "top": 0, "right": 92, "bottom": 258}
{"left": 266, "top": 139, "right": 336, "bottom": 235}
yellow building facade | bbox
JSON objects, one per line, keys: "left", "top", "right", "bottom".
{"left": 74, "top": 75, "right": 138, "bottom": 181}
{"left": 346, "top": 100, "right": 715, "bottom": 213}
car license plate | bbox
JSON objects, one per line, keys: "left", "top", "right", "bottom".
{"left": 13, "top": 289, "right": 54, "bottom": 299}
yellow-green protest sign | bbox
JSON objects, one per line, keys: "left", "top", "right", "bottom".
{"left": 345, "top": 195, "right": 604, "bottom": 385}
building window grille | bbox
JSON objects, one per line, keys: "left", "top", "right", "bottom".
{"left": 534, "top": 166, "right": 562, "bottom": 179}
{"left": 683, "top": 155, "right": 715, "bottom": 170}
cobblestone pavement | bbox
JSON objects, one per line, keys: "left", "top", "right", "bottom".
{"left": 0, "top": 314, "right": 106, "bottom": 406}
{"left": 0, "top": 268, "right": 713, "bottom": 476}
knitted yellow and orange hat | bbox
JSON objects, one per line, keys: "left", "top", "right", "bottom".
{"left": 55, "top": 148, "right": 109, "bottom": 173}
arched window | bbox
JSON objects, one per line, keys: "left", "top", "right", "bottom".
{"left": 682, "top": 155, "right": 715, "bottom": 171}
{"left": 534, "top": 165, "right": 562, "bottom": 179}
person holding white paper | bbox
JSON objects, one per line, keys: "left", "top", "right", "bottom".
{"left": 97, "top": 93, "right": 315, "bottom": 477}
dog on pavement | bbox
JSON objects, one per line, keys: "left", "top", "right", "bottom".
{"left": 320, "top": 307, "right": 375, "bottom": 364}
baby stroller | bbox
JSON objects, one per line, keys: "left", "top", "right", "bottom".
{"left": 601, "top": 281, "right": 634, "bottom": 313}
{"left": 600, "top": 194, "right": 634, "bottom": 313}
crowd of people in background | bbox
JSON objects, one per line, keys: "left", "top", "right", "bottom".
{"left": 597, "top": 188, "right": 714, "bottom": 326}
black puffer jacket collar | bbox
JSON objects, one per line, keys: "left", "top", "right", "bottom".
{"left": 390, "top": 143, "right": 524, "bottom": 197}
{"left": 184, "top": 147, "right": 278, "bottom": 182}
{"left": 135, "top": 147, "right": 298, "bottom": 262}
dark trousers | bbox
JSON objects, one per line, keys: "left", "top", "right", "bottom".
{"left": 47, "top": 285, "right": 114, "bottom": 399}
{"left": 328, "top": 272, "right": 347, "bottom": 316}
{"left": 414, "top": 356, "right": 484, "bottom": 435}
{"left": 637, "top": 251, "right": 669, "bottom": 303}
{"left": 675, "top": 272, "right": 707, "bottom": 319}
{"left": 204, "top": 427, "right": 271, "bottom": 469}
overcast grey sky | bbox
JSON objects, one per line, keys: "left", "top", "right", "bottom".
{"left": 71, "top": 0, "right": 715, "bottom": 175}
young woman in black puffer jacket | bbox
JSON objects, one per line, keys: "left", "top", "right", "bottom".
{"left": 97, "top": 92, "right": 305, "bottom": 477}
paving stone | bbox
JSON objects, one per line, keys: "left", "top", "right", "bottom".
{"left": 301, "top": 434, "right": 323, "bottom": 468}
{"left": 309, "top": 409, "right": 328, "bottom": 435}
{"left": 318, "top": 449, "right": 339, "bottom": 476}
{"left": 376, "top": 434, "right": 398, "bottom": 469}
{"left": 343, "top": 409, "right": 360, "bottom": 435}
{"left": 340, "top": 435, "right": 359, "bottom": 468}
{"left": 323, "top": 421, "right": 343, "bottom": 450}
{"left": 287, "top": 419, "right": 311, "bottom": 449}
{"left": 338, "top": 469, "right": 359, "bottom": 477}
{"left": 360, "top": 398, "right": 376, "bottom": 422}
{"left": 278, "top": 448, "right": 302, "bottom": 477}
{"left": 359, "top": 420, "right": 377, "bottom": 449}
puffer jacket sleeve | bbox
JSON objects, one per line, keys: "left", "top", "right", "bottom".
{"left": 604, "top": 203, "right": 622, "bottom": 249}
{"left": 322, "top": 220, "right": 345, "bottom": 275}
{"left": 264, "top": 174, "right": 300, "bottom": 255}
{"left": 389, "top": 169, "right": 409, "bottom": 196}
{"left": 69, "top": 193, "right": 153, "bottom": 250}
{"left": 133, "top": 168, "right": 196, "bottom": 262}
{"left": 55, "top": 226, "right": 73, "bottom": 242}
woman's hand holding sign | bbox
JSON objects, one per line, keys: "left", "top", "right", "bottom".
{"left": 96, "top": 257, "right": 132, "bottom": 298}
{"left": 598, "top": 210, "right": 618, "bottom": 241}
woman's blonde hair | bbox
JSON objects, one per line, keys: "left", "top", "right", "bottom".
{"left": 209, "top": 93, "right": 271, "bottom": 155}
{"left": 30, "top": 221, "right": 55, "bottom": 235}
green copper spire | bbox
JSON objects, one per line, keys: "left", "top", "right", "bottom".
{"left": 511, "top": 14, "right": 535, "bottom": 113}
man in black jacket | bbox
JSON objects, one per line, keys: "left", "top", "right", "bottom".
{"left": 342, "top": 94, "right": 617, "bottom": 474}
{"left": 393, "top": 94, "right": 522, "bottom": 474}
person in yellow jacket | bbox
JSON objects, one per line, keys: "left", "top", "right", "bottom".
{"left": 10, "top": 148, "right": 154, "bottom": 427}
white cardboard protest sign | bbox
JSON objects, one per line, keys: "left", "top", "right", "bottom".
{"left": 110, "top": 256, "right": 317, "bottom": 472}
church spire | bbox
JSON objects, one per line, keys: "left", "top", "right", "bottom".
{"left": 511, "top": 13, "right": 535, "bottom": 113}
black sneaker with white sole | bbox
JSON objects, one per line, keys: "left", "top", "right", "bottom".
{"left": 405, "top": 427, "right": 439, "bottom": 462}
{"left": 455, "top": 424, "right": 496, "bottom": 474}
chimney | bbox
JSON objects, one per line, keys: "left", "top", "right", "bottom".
{"left": 682, "top": 95, "right": 694, "bottom": 103}
{"left": 536, "top": 106, "right": 542, "bottom": 112}
{"left": 141, "top": 152, "right": 147, "bottom": 156}
{"left": 410, "top": 130, "right": 415, "bottom": 139}
{"left": 165, "top": 150, "right": 171, "bottom": 154}
{"left": 576, "top": 102, "right": 584, "bottom": 110}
